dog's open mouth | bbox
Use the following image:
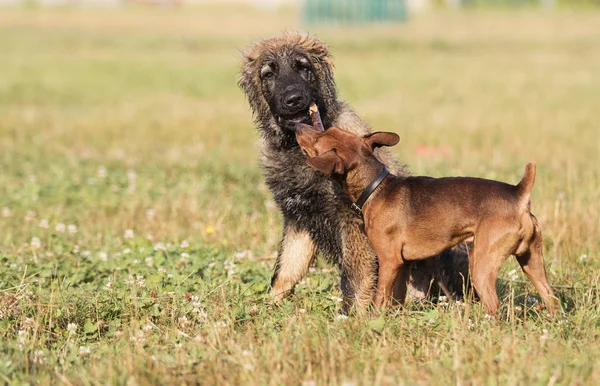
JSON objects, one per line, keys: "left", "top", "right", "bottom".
{"left": 278, "top": 110, "right": 310, "bottom": 130}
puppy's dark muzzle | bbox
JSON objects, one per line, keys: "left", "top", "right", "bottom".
{"left": 279, "top": 86, "right": 311, "bottom": 116}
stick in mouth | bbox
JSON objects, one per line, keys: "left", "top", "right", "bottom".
{"left": 309, "top": 103, "right": 325, "bottom": 132}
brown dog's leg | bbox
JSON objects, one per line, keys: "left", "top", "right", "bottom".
{"left": 469, "top": 234, "right": 505, "bottom": 314}
{"left": 374, "top": 261, "right": 399, "bottom": 307}
{"left": 516, "top": 222, "right": 559, "bottom": 315}
{"left": 270, "top": 222, "right": 317, "bottom": 303}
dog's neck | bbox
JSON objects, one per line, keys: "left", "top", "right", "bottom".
{"left": 343, "top": 156, "right": 393, "bottom": 206}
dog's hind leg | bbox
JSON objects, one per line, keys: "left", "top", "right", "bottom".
{"left": 469, "top": 231, "right": 509, "bottom": 315}
{"left": 270, "top": 222, "right": 317, "bottom": 303}
{"left": 515, "top": 219, "right": 559, "bottom": 315}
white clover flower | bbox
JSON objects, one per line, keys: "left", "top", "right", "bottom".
{"left": 145, "top": 257, "right": 153, "bottom": 267}
{"left": 181, "top": 252, "right": 190, "bottom": 259}
{"left": 224, "top": 260, "right": 236, "bottom": 271}
{"left": 234, "top": 250, "right": 253, "bottom": 259}
{"left": 143, "top": 324, "right": 153, "bottom": 332}
{"left": 484, "top": 314, "right": 492, "bottom": 321}
{"left": 124, "top": 275, "right": 135, "bottom": 286}
{"left": 105, "top": 281, "right": 113, "bottom": 290}
{"left": 32, "top": 350, "right": 45, "bottom": 364}
{"left": 67, "top": 323, "right": 78, "bottom": 335}
{"left": 124, "top": 229, "right": 134, "bottom": 239}
{"left": 132, "top": 259, "right": 140, "bottom": 265}
{"left": 39, "top": 219, "right": 49, "bottom": 229}
{"left": 191, "top": 296, "right": 202, "bottom": 309}
{"left": 130, "top": 330, "right": 147, "bottom": 345}
{"left": 299, "top": 308, "right": 307, "bottom": 314}
{"left": 97, "top": 166, "right": 107, "bottom": 179}
{"left": 136, "top": 275, "right": 146, "bottom": 289}
{"left": 123, "top": 248, "right": 131, "bottom": 254}
{"left": 180, "top": 240, "right": 190, "bottom": 249}
{"left": 146, "top": 234, "right": 153, "bottom": 241}
{"left": 31, "top": 237, "right": 41, "bottom": 249}
{"left": 98, "top": 252, "right": 108, "bottom": 262}
{"left": 215, "top": 321, "right": 227, "bottom": 328}
{"left": 540, "top": 329, "right": 550, "bottom": 343}
{"left": 79, "top": 346, "right": 91, "bottom": 357}
{"left": 67, "top": 224, "right": 77, "bottom": 234}
{"left": 127, "top": 169, "right": 137, "bottom": 181}
{"left": 158, "top": 267, "right": 167, "bottom": 275}
{"left": 335, "top": 314, "right": 348, "bottom": 321}
{"left": 146, "top": 209, "right": 155, "bottom": 221}
{"left": 25, "top": 210, "right": 36, "bottom": 221}
{"left": 579, "top": 254, "right": 588, "bottom": 263}
{"left": 82, "top": 250, "right": 91, "bottom": 257}
{"left": 55, "top": 223, "right": 66, "bottom": 233}
{"left": 1, "top": 207, "right": 10, "bottom": 218}
{"left": 196, "top": 308, "right": 208, "bottom": 319}
{"left": 179, "top": 316, "right": 190, "bottom": 327}
{"left": 153, "top": 243, "right": 166, "bottom": 252}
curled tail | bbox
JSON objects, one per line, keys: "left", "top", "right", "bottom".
{"left": 517, "top": 163, "right": 536, "bottom": 208}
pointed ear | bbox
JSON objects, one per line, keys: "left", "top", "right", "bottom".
{"left": 306, "top": 150, "right": 344, "bottom": 177}
{"left": 364, "top": 132, "right": 400, "bottom": 150}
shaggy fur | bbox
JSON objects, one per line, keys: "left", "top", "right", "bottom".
{"left": 239, "top": 32, "right": 469, "bottom": 310}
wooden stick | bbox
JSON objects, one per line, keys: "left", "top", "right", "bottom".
{"left": 309, "top": 103, "right": 324, "bottom": 132}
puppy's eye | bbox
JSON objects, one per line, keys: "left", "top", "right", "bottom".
{"left": 296, "top": 56, "right": 310, "bottom": 67}
{"left": 260, "top": 63, "right": 276, "bottom": 80}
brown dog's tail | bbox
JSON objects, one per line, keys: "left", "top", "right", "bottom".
{"left": 517, "top": 163, "right": 536, "bottom": 208}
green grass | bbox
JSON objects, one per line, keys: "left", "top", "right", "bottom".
{"left": 1, "top": 5, "right": 600, "bottom": 385}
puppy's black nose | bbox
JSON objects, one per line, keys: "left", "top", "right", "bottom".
{"left": 284, "top": 92, "right": 307, "bottom": 109}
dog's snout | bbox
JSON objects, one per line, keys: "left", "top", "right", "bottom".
{"left": 283, "top": 91, "right": 307, "bottom": 109}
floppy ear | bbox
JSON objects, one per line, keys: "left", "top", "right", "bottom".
{"left": 306, "top": 150, "right": 344, "bottom": 177}
{"left": 363, "top": 132, "right": 400, "bottom": 150}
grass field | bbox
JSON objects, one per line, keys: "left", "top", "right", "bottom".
{"left": 1, "top": 4, "right": 600, "bottom": 385}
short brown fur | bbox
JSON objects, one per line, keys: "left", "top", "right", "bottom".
{"left": 296, "top": 125, "right": 559, "bottom": 314}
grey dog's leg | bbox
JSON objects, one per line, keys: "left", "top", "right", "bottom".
{"left": 339, "top": 212, "right": 377, "bottom": 313}
{"left": 269, "top": 222, "right": 317, "bottom": 302}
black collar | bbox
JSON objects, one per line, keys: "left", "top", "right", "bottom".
{"left": 351, "top": 168, "right": 390, "bottom": 215}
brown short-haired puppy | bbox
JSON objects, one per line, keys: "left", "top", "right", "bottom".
{"left": 296, "top": 125, "right": 559, "bottom": 315}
